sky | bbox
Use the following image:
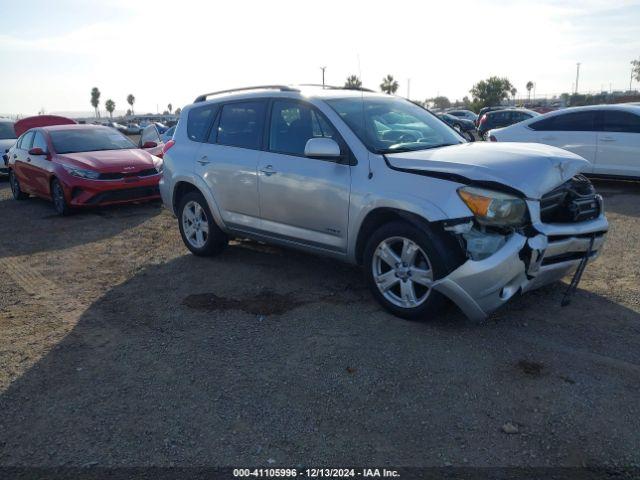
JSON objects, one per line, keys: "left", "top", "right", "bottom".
{"left": 0, "top": 0, "right": 639, "bottom": 117}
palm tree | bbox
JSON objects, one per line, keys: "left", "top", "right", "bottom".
{"left": 105, "top": 99, "right": 115, "bottom": 119}
{"left": 344, "top": 75, "right": 362, "bottom": 89}
{"left": 90, "top": 87, "right": 101, "bottom": 118}
{"left": 175, "top": 107, "right": 182, "bottom": 116}
{"left": 510, "top": 87, "right": 517, "bottom": 105}
{"left": 380, "top": 74, "right": 399, "bottom": 95}
{"left": 127, "top": 94, "right": 136, "bottom": 116}
{"left": 167, "top": 103, "right": 173, "bottom": 114}
{"left": 526, "top": 81, "right": 534, "bottom": 102}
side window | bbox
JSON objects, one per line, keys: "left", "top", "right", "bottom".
{"left": 216, "top": 101, "right": 266, "bottom": 150}
{"left": 269, "top": 100, "right": 336, "bottom": 156}
{"left": 31, "top": 131, "right": 48, "bottom": 152}
{"left": 601, "top": 110, "right": 640, "bottom": 134}
{"left": 19, "top": 131, "right": 35, "bottom": 150}
{"left": 530, "top": 111, "right": 595, "bottom": 132}
{"left": 140, "top": 125, "right": 160, "bottom": 145}
{"left": 187, "top": 104, "right": 218, "bottom": 142}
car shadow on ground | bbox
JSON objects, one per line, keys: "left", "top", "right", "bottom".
{"left": 592, "top": 179, "right": 639, "bottom": 217}
{"left": 0, "top": 182, "right": 162, "bottom": 258}
{"left": 1, "top": 242, "right": 639, "bottom": 467}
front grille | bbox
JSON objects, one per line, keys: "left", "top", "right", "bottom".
{"left": 86, "top": 186, "right": 160, "bottom": 204}
{"left": 98, "top": 168, "right": 158, "bottom": 180}
{"left": 540, "top": 174, "right": 600, "bottom": 223}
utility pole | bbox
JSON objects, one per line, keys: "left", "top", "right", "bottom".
{"left": 575, "top": 62, "right": 581, "bottom": 94}
{"left": 320, "top": 66, "right": 326, "bottom": 88}
{"left": 407, "top": 78, "right": 411, "bottom": 99}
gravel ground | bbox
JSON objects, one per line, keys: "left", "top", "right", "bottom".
{"left": 0, "top": 177, "right": 638, "bottom": 468}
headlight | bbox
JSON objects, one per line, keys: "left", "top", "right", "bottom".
{"left": 458, "top": 186, "right": 527, "bottom": 226}
{"left": 62, "top": 165, "right": 100, "bottom": 179}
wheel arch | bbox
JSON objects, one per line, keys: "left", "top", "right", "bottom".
{"left": 171, "top": 178, "right": 226, "bottom": 231}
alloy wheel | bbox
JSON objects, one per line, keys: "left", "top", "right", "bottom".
{"left": 52, "top": 182, "right": 65, "bottom": 213}
{"left": 372, "top": 236, "right": 434, "bottom": 309}
{"left": 182, "top": 200, "right": 209, "bottom": 249}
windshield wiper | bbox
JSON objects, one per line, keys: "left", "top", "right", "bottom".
{"left": 379, "top": 143, "right": 459, "bottom": 154}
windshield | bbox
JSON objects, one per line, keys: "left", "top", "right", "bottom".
{"left": 50, "top": 128, "right": 136, "bottom": 154}
{"left": 325, "top": 96, "right": 463, "bottom": 154}
{"left": 0, "top": 122, "right": 16, "bottom": 140}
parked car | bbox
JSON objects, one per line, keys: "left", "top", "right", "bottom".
{"left": 447, "top": 109, "right": 478, "bottom": 123}
{"left": 0, "top": 118, "right": 17, "bottom": 176}
{"left": 437, "top": 113, "right": 476, "bottom": 141}
{"left": 477, "top": 108, "right": 539, "bottom": 139}
{"left": 475, "top": 106, "right": 508, "bottom": 126}
{"left": 160, "top": 85, "right": 607, "bottom": 321}
{"left": 7, "top": 124, "right": 162, "bottom": 215}
{"left": 161, "top": 125, "right": 176, "bottom": 144}
{"left": 107, "top": 121, "right": 128, "bottom": 134}
{"left": 488, "top": 104, "right": 640, "bottom": 178}
{"left": 125, "top": 123, "right": 142, "bottom": 135}
{"left": 154, "top": 122, "right": 169, "bottom": 134}
{"left": 138, "top": 124, "right": 165, "bottom": 157}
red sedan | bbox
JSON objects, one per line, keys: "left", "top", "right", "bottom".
{"left": 7, "top": 124, "right": 163, "bottom": 215}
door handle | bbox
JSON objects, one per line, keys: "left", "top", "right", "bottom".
{"left": 260, "top": 165, "right": 277, "bottom": 176}
{"left": 197, "top": 155, "right": 210, "bottom": 165}
{"left": 13, "top": 154, "right": 17, "bottom": 159}
{"left": 26, "top": 158, "right": 31, "bottom": 162}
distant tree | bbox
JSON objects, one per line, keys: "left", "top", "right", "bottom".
{"left": 510, "top": 87, "right": 517, "bottom": 105}
{"left": 105, "top": 99, "right": 115, "bottom": 119}
{"left": 126, "top": 108, "right": 132, "bottom": 116}
{"left": 526, "top": 81, "right": 534, "bottom": 101}
{"left": 344, "top": 75, "right": 363, "bottom": 89}
{"left": 175, "top": 107, "right": 182, "bottom": 116}
{"left": 127, "top": 94, "right": 136, "bottom": 115}
{"left": 632, "top": 58, "right": 640, "bottom": 85}
{"left": 162, "top": 110, "right": 170, "bottom": 115}
{"left": 470, "top": 77, "right": 514, "bottom": 109}
{"left": 430, "top": 96, "right": 451, "bottom": 110}
{"left": 462, "top": 96, "right": 472, "bottom": 109}
{"left": 167, "top": 103, "right": 173, "bottom": 114}
{"left": 90, "top": 87, "right": 101, "bottom": 118}
{"left": 380, "top": 74, "right": 399, "bottom": 95}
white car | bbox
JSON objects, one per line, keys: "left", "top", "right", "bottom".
{"left": 488, "top": 104, "right": 640, "bottom": 178}
{"left": 447, "top": 109, "right": 478, "bottom": 123}
{"left": 0, "top": 118, "right": 17, "bottom": 176}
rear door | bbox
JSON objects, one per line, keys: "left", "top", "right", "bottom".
{"left": 194, "top": 100, "right": 265, "bottom": 230}
{"left": 257, "top": 99, "right": 351, "bottom": 253}
{"left": 529, "top": 110, "right": 598, "bottom": 170}
{"left": 13, "top": 130, "right": 35, "bottom": 192}
{"left": 594, "top": 109, "right": 640, "bottom": 176}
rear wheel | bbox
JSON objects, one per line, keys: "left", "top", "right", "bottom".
{"left": 178, "top": 191, "right": 228, "bottom": 256}
{"left": 9, "top": 170, "right": 28, "bottom": 200}
{"left": 363, "top": 221, "right": 462, "bottom": 320}
{"left": 51, "top": 178, "right": 71, "bottom": 216}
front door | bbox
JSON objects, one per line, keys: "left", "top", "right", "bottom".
{"left": 257, "top": 99, "right": 351, "bottom": 253}
{"left": 13, "top": 130, "right": 36, "bottom": 193}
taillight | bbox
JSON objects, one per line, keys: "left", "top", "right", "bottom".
{"left": 479, "top": 114, "right": 487, "bottom": 125}
{"left": 162, "top": 139, "right": 175, "bottom": 155}
{"left": 489, "top": 135, "right": 497, "bottom": 142}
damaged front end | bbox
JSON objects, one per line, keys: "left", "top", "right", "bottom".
{"left": 433, "top": 175, "right": 608, "bottom": 321}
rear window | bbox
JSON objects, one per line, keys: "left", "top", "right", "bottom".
{"left": 601, "top": 110, "right": 640, "bottom": 134}
{"left": 530, "top": 111, "right": 596, "bottom": 132}
{"left": 50, "top": 128, "right": 135, "bottom": 154}
{"left": 187, "top": 104, "right": 218, "bottom": 142}
{"left": 215, "top": 101, "right": 266, "bottom": 150}
{"left": 0, "top": 122, "right": 16, "bottom": 140}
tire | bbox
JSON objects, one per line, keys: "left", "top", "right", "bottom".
{"left": 178, "top": 191, "right": 228, "bottom": 256}
{"left": 363, "top": 220, "right": 463, "bottom": 321}
{"left": 453, "top": 123, "right": 462, "bottom": 133}
{"left": 51, "top": 178, "right": 71, "bottom": 216}
{"left": 9, "top": 170, "right": 29, "bottom": 200}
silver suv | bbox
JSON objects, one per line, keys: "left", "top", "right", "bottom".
{"left": 160, "top": 85, "right": 608, "bottom": 321}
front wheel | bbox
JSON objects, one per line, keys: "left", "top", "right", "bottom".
{"left": 51, "top": 178, "right": 71, "bottom": 216}
{"left": 178, "top": 191, "right": 228, "bottom": 256}
{"left": 9, "top": 170, "right": 29, "bottom": 200}
{"left": 363, "top": 221, "right": 462, "bottom": 320}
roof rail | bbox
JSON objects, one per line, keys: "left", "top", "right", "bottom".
{"left": 297, "top": 83, "right": 376, "bottom": 93}
{"left": 194, "top": 85, "right": 299, "bottom": 103}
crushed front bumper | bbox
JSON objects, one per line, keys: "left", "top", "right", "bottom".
{"left": 433, "top": 213, "right": 608, "bottom": 321}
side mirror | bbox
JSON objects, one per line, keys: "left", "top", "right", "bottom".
{"left": 304, "top": 138, "right": 341, "bottom": 160}
{"left": 28, "top": 147, "right": 45, "bottom": 156}
{"left": 142, "top": 141, "right": 157, "bottom": 149}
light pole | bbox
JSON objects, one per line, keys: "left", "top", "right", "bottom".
{"left": 320, "top": 66, "right": 326, "bottom": 88}
{"left": 575, "top": 62, "right": 581, "bottom": 94}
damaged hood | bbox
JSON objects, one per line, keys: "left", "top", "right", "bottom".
{"left": 385, "top": 142, "right": 589, "bottom": 199}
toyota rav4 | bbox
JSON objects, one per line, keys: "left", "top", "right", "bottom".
{"left": 160, "top": 85, "right": 608, "bottom": 321}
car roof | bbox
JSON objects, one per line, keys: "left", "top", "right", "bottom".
{"left": 40, "top": 124, "right": 114, "bottom": 133}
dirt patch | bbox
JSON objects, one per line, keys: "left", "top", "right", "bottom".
{"left": 516, "top": 359, "right": 544, "bottom": 377}
{"left": 182, "top": 290, "right": 307, "bottom": 315}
